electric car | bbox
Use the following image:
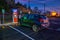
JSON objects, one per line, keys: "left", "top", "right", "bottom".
{"left": 19, "top": 14, "right": 50, "bottom": 32}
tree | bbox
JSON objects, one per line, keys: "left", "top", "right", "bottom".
{"left": 23, "top": 4, "right": 27, "bottom": 8}
{"left": 33, "top": 7, "right": 39, "bottom": 14}
{"left": 16, "top": 2, "right": 22, "bottom": 6}
{"left": 38, "top": 10, "right": 42, "bottom": 15}
{"left": 0, "top": 0, "right": 9, "bottom": 12}
{"left": 45, "top": 11, "right": 51, "bottom": 16}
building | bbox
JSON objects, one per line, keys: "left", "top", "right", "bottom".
{"left": 6, "top": 0, "right": 32, "bottom": 13}
{"left": 16, "top": 2, "right": 32, "bottom": 14}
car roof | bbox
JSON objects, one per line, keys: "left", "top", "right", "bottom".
{"left": 24, "top": 14, "right": 45, "bottom": 16}
{"left": 23, "top": 14, "right": 47, "bottom": 19}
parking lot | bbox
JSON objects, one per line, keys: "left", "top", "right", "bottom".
{"left": 0, "top": 17, "right": 60, "bottom": 40}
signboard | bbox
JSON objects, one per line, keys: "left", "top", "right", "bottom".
{"left": 2, "top": 9, "right": 5, "bottom": 24}
{"left": 12, "top": 9, "right": 17, "bottom": 13}
{"left": 2, "top": 9, "right": 5, "bottom": 14}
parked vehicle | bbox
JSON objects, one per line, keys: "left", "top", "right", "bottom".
{"left": 19, "top": 14, "right": 50, "bottom": 32}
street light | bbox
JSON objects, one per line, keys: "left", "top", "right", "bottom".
{"left": 51, "top": 11, "right": 57, "bottom": 16}
{"left": 2, "top": 9, "right": 5, "bottom": 24}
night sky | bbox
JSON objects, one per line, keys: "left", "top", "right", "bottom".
{"left": 15, "top": 0, "right": 60, "bottom": 13}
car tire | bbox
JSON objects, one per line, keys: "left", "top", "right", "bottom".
{"left": 32, "top": 25, "right": 39, "bottom": 32}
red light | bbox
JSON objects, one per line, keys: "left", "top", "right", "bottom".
{"left": 39, "top": 19, "right": 43, "bottom": 22}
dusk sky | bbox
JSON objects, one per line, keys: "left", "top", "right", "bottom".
{"left": 15, "top": 0, "right": 60, "bottom": 13}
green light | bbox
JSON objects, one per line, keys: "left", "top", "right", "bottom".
{"left": 24, "top": 17, "right": 27, "bottom": 19}
{"left": 2, "top": 9, "right": 5, "bottom": 14}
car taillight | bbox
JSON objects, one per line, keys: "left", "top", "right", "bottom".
{"left": 39, "top": 19, "right": 43, "bottom": 22}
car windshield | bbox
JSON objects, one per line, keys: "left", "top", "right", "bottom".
{"left": 28, "top": 14, "right": 34, "bottom": 19}
{"left": 23, "top": 14, "right": 29, "bottom": 17}
{"left": 40, "top": 15, "right": 46, "bottom": 19}
{"left": 22, "top": 14, "right": 29, "bottom": 19}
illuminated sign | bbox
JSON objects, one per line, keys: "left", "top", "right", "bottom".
{"left": 12, "top": 9, "right": 18, "bottom": 23}
{"left": 2, "top": 9, "right": 5, "bottom": 14}
{"left": 12, "top": 9, "right": 17, "bottom": 12}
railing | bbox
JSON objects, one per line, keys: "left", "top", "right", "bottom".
{"left": 0, "top": 14, "right": 12, "bottom": 24}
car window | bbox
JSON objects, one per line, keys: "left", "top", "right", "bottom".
{"left": 28, "top": 15, "right": 34, "bottom": 19}
{"left": 41, "top": 16, "right": 46, "bottom": 19}
{"left": 23, "top": 14, "right": 29, "bottom": 17}
{"left": 22, "top": 14, "right": 29, "bottom": 19}
{"left": 34, "top": 15, "right": 40, "bottom": 19}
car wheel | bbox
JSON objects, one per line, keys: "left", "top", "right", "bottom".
{"left": 32, "top": 25, "right": 39, "bottom": 32}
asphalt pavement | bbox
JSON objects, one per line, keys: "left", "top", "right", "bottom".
{"left": 49, "top": 17, "right": 60, "bottom": 30}
{"left": 1, "top": 17, "right": 60, "bottom": 40}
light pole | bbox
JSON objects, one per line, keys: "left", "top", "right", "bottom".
{"left": 2, "top": 9, "right": 5, "bottom": 24}
{"left": 40, "top": 1, "right": 45, "bottom": 15}
{"left": 28, "top": 0, "right": 30, "bottom": 9}
{"left": 43, "top": 3, "right": 46, "bottom": 15}
{"left": 44, "top": 3, "right": 45, "bottom": 13}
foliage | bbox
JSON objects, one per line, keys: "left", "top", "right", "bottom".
{"left": 0, "top": 0, "right": 9, "bottom": 12}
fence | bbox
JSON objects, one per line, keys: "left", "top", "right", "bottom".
{"left": 0, "top": 13, "right": 12, "bottom": 24}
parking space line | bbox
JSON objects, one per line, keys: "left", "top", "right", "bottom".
{"left": 52, "top": 22, "right": 59, "bottom": 24}
{"left": 9, "top": 26, "right": 35, "bottom": 40}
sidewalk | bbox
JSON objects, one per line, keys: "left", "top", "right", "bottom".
{"left": 0, "top": 22, "right": 18, "bottom": 26}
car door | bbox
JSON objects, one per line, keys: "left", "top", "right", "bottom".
{"left": 28, "top": 14, "right": 35, "bottom": 24}
{"left": 34, "top": 15, "right": 41, "bottom": 25}
{"left": 21, "top": 14, "right": 29, "bottom": 23}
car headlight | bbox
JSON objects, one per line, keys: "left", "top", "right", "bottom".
{"left": 44, "top": 19, "right": 49, "bottom": 23}
{"left": 41, "top": 19, "right": 50, "bottom": 27}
